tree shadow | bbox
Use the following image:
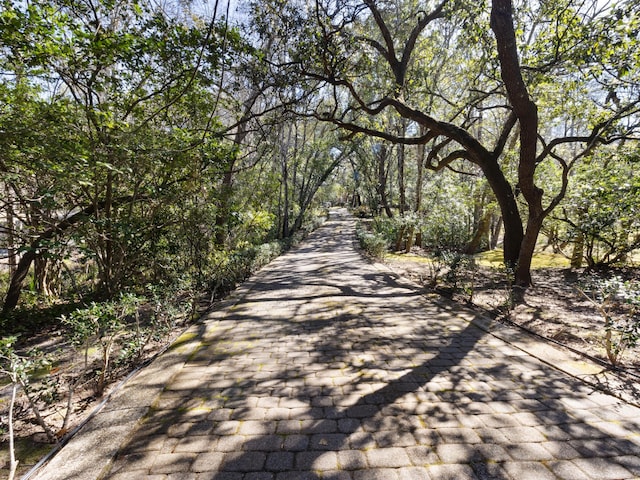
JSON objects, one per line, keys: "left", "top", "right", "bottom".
{"left": 104, "top": 212, "right": 640, "bottom": 480}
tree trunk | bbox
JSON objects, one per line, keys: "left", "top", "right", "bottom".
{"left": 491, "top": 0, "right": 540, "bottom": 287}
{"left": 1, "top": 197, "right": 135, "bottom": 315}
{"left": 479, "top": 158, "right": 523, "bottom": 269}
{"left": 570, "top": 231, "right": 584, "bottom": 268}
{"left": 490, "top": 214, "right": 502, "bottom": 250}
{"left": 96, "top": 169, "right": 115, "bottom": 296}
{"left": 282, "top": 159, "right": 290, "bottom": 239}
{"left": 516, "top": 213, "right": 543, "bottom": 286}
{"left": 397, "top": 121, "right": 407, "bottom": 213}
{"left": 34, "top": 257, "right": 50, "bottom": 297}
{"left": 415, "top": 128, "right": 426, "bottom": 213}
{"left": 405, "top": 225, "right": 415, "bottom": 253}
{"left": 2, "top": 249, "right": 37, "bottom": 315}
{"left": 213, "top": 78, "right": 266, "bottom": 246}
{"left": 395, "top": 225, "right": 406, "bottom": 252}
{"left": 292, "top": 154, "right": 344, "bottom": 234}
{"left": 465, "top": 211, "right": 491, "bottom": 254}
{"left": 5, "top": 183, "right": 17, "bottom": 276}
{"left": 377, "top": 144, "right": 394, "bottom": 218}
{"left": 214, "top": 168, "right": 234, "bottom": 246}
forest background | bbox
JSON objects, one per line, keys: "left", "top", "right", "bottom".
{"left": 0, "top": 0, "right": 639, "bottom": 477}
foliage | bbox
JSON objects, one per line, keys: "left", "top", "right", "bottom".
{"left": 248, "top": 0, "right": 640, "bottom": 286}
{"left": 369, "top": 217, "right": 398, "bottom": 246}
{"left": 207, "top": 241, "right": 286, "bottom": 301}
{"left": 0, "top": 0, "right": 258, "bottom": 313}
{"left": 579, "top": 276, "right": 640, "bottom": 366}
{"left": 420, "top": 250, "right": 478, "bottom": 301}
{"left": 556, "top": 150, "right": 640, "bottom": 267}
{"left": 1, "top": 336, "right": 58, "bottom": 453}
{"left": 390, "top": 213, "right": 422, "bottom": 252}
{"left": 355, "top": 222, "right": 388, "bottom": 259}
{"left": 420, "top": 209, "right": 472, "bottom": 254}
{"left": 61, "top": 300, "right": 126, "bottom": 396}
{"left": 441, "top": 252, "right": 478, "bottom": 303}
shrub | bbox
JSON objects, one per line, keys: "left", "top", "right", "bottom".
{"left": 208, "top": 241, "right": 286, "bottom": 301}
{"left": 61, "top": 301, "right": 125, "bottom": 396}
{"left": 351, "top": 205, "right": 370, "bottom": 218}
{"left": 356, "top": 223, "right": 388, "bottom": 259}
{"left": 559, "top": 151, "right": 640, "bottom": 268}
{"left": 420, "top": 209, "right": 471, "bottom": 253}
{"left": 370, "top": 216, "right": 397, "bottom": 245}
{"left": 578, "top": 275, "right": 640, "bottom": 366}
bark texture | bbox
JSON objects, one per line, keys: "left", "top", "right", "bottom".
{"left": 491, "top": 0, "right": 540, "bottom": 286}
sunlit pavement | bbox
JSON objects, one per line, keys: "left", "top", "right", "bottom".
{"left": 34, "top": 209, "right": 640, "bottom": 480}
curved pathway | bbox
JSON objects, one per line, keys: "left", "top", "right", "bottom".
{"left": 35, "top": 209, "right": 640, "bottom": 479}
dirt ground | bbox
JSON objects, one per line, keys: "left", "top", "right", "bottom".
{"left": 0, "top": 315, "right": 192, "bottom": 478}
{"left": 385, "top": 250, "right": 640, "bottom": 376}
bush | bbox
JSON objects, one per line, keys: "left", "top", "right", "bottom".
{"left": 370, "top": 216, "right": 397, "bottom": 245}
{"left": 420, "top": 209, "right": 471, "bottom": 253}
{"left": 351, "top": 205, "right": 370, "bottom": 218}
{"left": 578, "top": 275, "right": 640, "bottom": 366}
{"left": 62, "top": 300, "right": 127, "bottom": 396}
{"left": 559, "top": 150, "right": 640, "bottom": 268}
{"left": 208, "top": 241, "right": 285, "bottom": 300}
{"left": 356, "top": 223, "right": 388, "bottom": 259}
{"left": 364, "top": 210, "right": 471, "bottom": 254}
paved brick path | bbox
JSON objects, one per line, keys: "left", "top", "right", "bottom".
{"left": 36, "top": 209, "right": 640, "bottom": 479}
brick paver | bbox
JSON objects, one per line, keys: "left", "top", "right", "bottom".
{"left": 34, "top": 209, "right": 640, "bottom": 479}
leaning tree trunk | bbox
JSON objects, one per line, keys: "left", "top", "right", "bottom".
{"left": 1, "top": 198, "right": 134, "bottom": 315}
{"left": 2, "top": 249, "right": 38, "bottom": 315}
{"left": 465, "top": 211, "right": 491, "bottom": 254}
{"left": 479, "top": 157, "right": 523, "bottom": 270}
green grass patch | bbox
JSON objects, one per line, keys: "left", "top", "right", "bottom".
{"left": 475, "top": 249, "right": 570, "bottom": 269}
{"left": 0, "top": 437, "right": 53, "bottom": 476}
{"left": 389, "top": 249, "right": 571, "bottom": 269}
{"left": 386, "top": 253, "right": 434, "bottom": 264}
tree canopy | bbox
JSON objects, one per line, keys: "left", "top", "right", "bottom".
{"left": 1, "top": 0, "right": 639, "bottom": 313}
{"left": 245, "top": 0, "right": 640, "bottom": 285}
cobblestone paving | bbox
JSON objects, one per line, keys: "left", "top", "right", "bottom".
{"left": 103, "top": 210, "right": 640, "bottom": 479}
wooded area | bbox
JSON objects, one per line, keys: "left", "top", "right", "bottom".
{"left": 1, "top": 0, "right": 639, "bottom": 476}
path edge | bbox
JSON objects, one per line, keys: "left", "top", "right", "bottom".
{"left": 372, "top": 256, "right": 640, "bottom": 408}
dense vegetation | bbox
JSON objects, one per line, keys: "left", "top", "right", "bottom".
{"left": 1, "top": 0, "right": 639, "bottom": 476}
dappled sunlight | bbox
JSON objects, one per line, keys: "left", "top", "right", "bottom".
{"left": 98, "top": 211, "right": 640, "bottom": 480}
{"left": 475, "top": 248, "right": 571, "bottom": 269}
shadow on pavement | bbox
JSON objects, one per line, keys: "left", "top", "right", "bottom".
{"left": 103, "top": 211, "right": 640, "bottom": 480}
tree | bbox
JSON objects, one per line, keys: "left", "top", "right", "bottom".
{"left": 250, "top": 0, "right": 640, "bottom": 287}
{"left": 0, "top": 0, "right": 237, "bottom": 312}
{"left": 555, "top": 147, "right": 640, "bottom": 268}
